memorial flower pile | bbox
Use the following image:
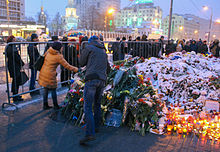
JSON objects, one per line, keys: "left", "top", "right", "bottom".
{"left": 62, "top": 51, "right": 220, "bottom": 138}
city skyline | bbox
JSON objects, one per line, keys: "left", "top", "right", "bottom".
{"left": 26, "top": 0, "right": 220, "bottom": 21}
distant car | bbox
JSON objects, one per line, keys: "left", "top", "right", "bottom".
{"left": 15, "top": 36, "right": 26, "bottom": 42}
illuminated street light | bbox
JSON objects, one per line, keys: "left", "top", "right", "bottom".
{"left": 108, "top": 8, "right": 115, "bottom": 15}
{"left": 194, "top": 30, "right": 198, "bottom": 34}
{"left": 179, "top": 26, "right": 184, "bottom": 31}
{"left": 203, "top": 6, "right": 209, "bottom": 11}
{"left": 213, "top": 35, "right": 216, "bottom": 38}
{"left": 216, "top": 19, "right": 220, "bottom": 23}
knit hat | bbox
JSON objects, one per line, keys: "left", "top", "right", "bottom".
{"left": 88, "top": 35, "right": 99, "bottom": 43}
{"left": 7, "top": 35, "right": 15, "bottom": 43}
{"left": 52, "top": 41, "right": 63, "bottom": 51}
{"left": 52, "top": 36, "right": 59, "bottom": 41}
{"left": 31, "top": 33, "right": 38, "bottom": 41}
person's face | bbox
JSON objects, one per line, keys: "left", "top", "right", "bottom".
{"left": 203, "top": 41, "right": 207, "bottom": 45}
{"left": 161, "top": 38, "right": 164, "bottom": 41}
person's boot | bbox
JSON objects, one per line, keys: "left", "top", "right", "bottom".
{"left": 53, "top": 102, "right": 61, "bottom": 110}
{"left": 43, "top": 103, "right": 52, "bottom": 110}
{"left": 13, "top": 96, "right": 24, "bottom": 103}
{"left": 79, "top": 135, "right": 96, "bottom": 145}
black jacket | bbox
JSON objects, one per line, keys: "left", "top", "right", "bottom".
{"left": 27, "top": 43, "right": 40, "bottom": 69}
{"left": 112, "top": 42, "right": 120, "bottom": 61}
{"left": 80, "top": 41, "right": 110, "bottom": 82}
{"left": 6, "top": 44, "right": 24, "bottom": 78}
{"left": 165, "top": 43, "right": 176, "bottom": 55}
{"left": 198, "top": 44, "right": 208, "bottom": 54}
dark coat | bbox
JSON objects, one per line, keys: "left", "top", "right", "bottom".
{"left": 210, "top": 44, "right": 220, "bottom": 57}
{"left": 112, "top": 42, "right": 120, "bottom": 61}
{"left": 27, "top": 44, "right": 40, "bottom": 69}
{"left": 190, "top": 43, "right": 198, "bottom": 53}
{"left": 198, "top": 44, "right": 208, "bottom": 54}
{"left": 165, "top": 43, "right": 176, "bottom": 55}
{"left": 6, "top": 44, "right": 24, "bottom": 78}
{"left": 184, "top": 45, "right": 191, "bottom": 52}
{"left": 79, "top": 41, "right": 110, "bottom": 82}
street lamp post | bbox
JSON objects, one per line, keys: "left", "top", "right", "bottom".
{"left": 106, "top": 8, "right": 115, "bottom": 32}
{"left": 203, "top": 6, "right": 213, "bottom": 44}
{"left": 168, "top": 0, "right": 174, "bottom": 40}
{"left": 6, "top": 0, "right": 10, "bottom": 36}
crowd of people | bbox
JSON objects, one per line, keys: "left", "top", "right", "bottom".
{"left": 166, "top": 38, "right": 220, "bottom": 57}
{"left": 5, "top": 33, "right": 220, "bottom": 144}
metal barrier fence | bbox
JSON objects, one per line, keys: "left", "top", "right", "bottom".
{"left": 2, "top": 41, "right": 162, "bottom": 108}
{"left": 2, "top": 41, "right": 79, "bottom": 108}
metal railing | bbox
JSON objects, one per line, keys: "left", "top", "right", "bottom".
{"left": 2, "top": 41, "right": 162, "bottom": 108}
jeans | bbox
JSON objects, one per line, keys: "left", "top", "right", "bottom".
{"left": 84, "top": 79, "right": 105, "bottom": 136}
{"left": 29, "top": 69, "right": 37, "bottom": 90}
{"left": 43, "top": 87, "right": 58, "bottom": 106}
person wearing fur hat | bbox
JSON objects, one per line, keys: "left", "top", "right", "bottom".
{"left": 27, "top": 33, "right": 40, "bottom": 96}
{"left": 38, "top": 42, "right": 78, "bottom": 110}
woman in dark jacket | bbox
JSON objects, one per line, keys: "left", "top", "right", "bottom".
{"left": 210, "top": 39, "right": 220, "bottom": 57}
{"left": 6, "top": 35, "right": 25, "bottom": 102}
{"left": 165, "top": 40, "right": 176, "bottom": 55}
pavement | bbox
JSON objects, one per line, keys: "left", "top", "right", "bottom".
{"left": 0, "top": 88, "right": 219, "bottom": 152}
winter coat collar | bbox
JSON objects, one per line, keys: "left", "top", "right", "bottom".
{"left": 89, "top": 41, "right": 105, "bottom": 49}
{"left": 48, "top": 47, "right": 60, "bottom": 55}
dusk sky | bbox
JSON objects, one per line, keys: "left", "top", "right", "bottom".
{"left": 26, "top": 0, "right": 220, "bottom": 21}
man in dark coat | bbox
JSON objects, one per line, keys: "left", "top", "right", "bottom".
{"left": 198, "top": 40, "right": 208, "bottom": 54}
{"left": 165, "top": 40, "right": 176, "bottom": 55}
{"left": 27, "top": 33, "right": 40, "bottom": 95}
{"left": 119, "top": 37, "right": 127, "bottom": 60}
{"left": 190, "top": 40, "right": 198, "bottom": 53}
{"left": 184, "top": 41, "right": 191, "bottom": 52}
{"left": 60, "top": 37, "right": 77, "bottom": 86}
{"left": 6, "top": 35, "right": 25, "bottom": 102}
{"left": 159, "top": 36, "right": 165, "bottom": 55}
{"left": 112, "top": 37, "right": 120, "bottom": 61}
{"left": 79, "top": 36, "right": 110, "bottom": 144}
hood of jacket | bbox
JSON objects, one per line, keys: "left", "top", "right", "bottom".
{"left": 89, "top": 40, "right": 105, "bottom": 49}
{"left": 48, "top": 47, "right": 60, "bottom": 55}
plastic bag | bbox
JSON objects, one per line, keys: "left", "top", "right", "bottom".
{"left": 105, "top": 108, "right": 122, "bottom": 127}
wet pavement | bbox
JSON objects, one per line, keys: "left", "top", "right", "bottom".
{"left": 0, "top": 88, "right": 219, "bottom": 152}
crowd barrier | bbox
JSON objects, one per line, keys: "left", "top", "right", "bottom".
{"left": 2, "top": 41, "right": 162, "bottom": 108}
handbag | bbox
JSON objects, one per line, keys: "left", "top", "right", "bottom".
{"left": 18, "top": 71, "right": 29, "bottom": 86}
{"left": 34, "top": 55, "right": 44, "bottom": 71}
{"left": 34, "top": 52, "right": 48, "bottom": 71}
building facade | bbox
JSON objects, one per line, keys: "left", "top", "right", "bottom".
{"left": 114, "top": 2, "right": 162, "bottom": 38}
{"left": 74, "top": 0, "right": 120, "bottom": 30}
{"left": 62, "top": 0, "right": 78, "bottom": 31}
{"left": 162, "top": 14, "right": 200, "bottom": 40}
{"left": 0, "top": 0, "right": 25, "bottom": 21}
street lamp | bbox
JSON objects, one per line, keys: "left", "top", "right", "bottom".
{"left": 179, "top": 26, "right": 184, "bottom": 31}
{"left": 203, "top": 6, "right": 213, "bottom": 44}
{"left": 216, "top": 19, "right": 220, "bottom": 24}
{"left": 106, "top": 8, "right": 115, "bottom": 32}
{"left": 108, "top": 8, "right": 115, "bottom": 15}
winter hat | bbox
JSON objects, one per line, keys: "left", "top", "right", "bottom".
{"left": 88, "top": 35, "right": 99, "bottom": 43}
{"left": 7, "top": 35, "right": 15, "bottom": 43}
{"left": 52, "top": 41, "right": 63, "bottom": 51}
{"left": 52, "top": 36, "right": 59, "bottom": 41}
{"left": 31, "top": 33, "right": 38, "bottom": 41}
{"left": 116, "top": 37, "right": 120, "bottom": 41}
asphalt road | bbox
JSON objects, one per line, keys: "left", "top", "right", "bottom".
{"left": 0, "top": 92, "right": 219, "bottom": 152}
